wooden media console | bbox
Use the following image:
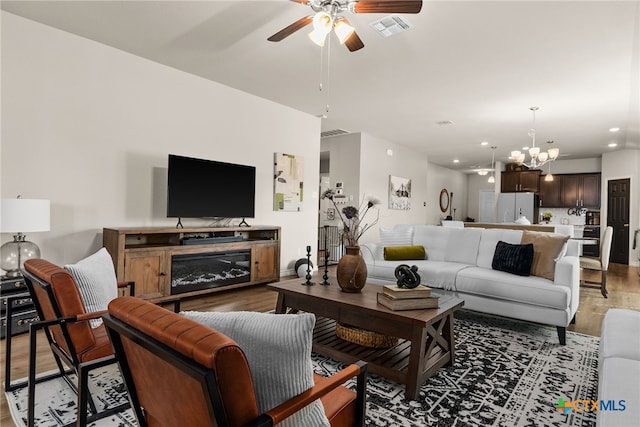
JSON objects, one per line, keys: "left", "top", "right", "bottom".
{"left": 103, "top": 226, "right": 280, "bottom": 299}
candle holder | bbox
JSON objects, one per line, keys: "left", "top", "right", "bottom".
{"left": 302, "top": 245, "right": 315, "bottom": 286}
{"left": 321, "top": 250, "right": 330, "bottom": 285}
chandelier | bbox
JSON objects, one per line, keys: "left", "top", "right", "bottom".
{"left": 509, "top": 107, "right": 559, "bottom": 169}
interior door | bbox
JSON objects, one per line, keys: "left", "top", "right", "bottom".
{"left": 607, "top": 178, "right": 630, "bottom": 264}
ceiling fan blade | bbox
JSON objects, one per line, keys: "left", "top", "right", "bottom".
{"left": 354, "top": 0, "right": 423, "bottom": 14}
{"left": 344, "top": 31, "right": 365, "bottom": 52}
{"left": 267, "top": 16, "right": 313, "bottom": 42}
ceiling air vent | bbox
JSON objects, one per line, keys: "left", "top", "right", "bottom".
{"left": 321, "top": 129, "right": 350, "bottom": 138}
{"left": 369, "top": 15, "right": 414, "bottom": 38}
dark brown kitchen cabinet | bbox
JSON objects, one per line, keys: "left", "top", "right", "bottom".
{"left": 501, "top": 170, "right": 541, "bottom": 193}
{"left": 538, "top": 175, "right": 562, "bottom": 207}
{"left": 561, "top": 173, "right": 601, "bottom": 208}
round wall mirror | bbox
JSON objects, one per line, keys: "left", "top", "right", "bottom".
{"left": 439, "top": 189, "right": 449, "bottom": 213}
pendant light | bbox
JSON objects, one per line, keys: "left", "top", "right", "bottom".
{"left": 488, "top": 146, "right": 496, "bottom": 183}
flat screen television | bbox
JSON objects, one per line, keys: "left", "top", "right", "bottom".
{"left": 167, "top": 154, "right": 256, "bottom": 220}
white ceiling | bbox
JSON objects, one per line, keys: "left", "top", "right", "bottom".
{"left": 3, "top": 0, "right": 639, "bottom": 172}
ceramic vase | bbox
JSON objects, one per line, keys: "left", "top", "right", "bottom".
{"left": 336, "top": 246, "right": 367, "bottom": 292}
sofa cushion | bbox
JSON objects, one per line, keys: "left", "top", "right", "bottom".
{"left": 378, "top": 227, "right": 413, "bottom": 259}
{"left": 181, "top": 311, "right": 329, "bottom": 427}
{"left": 444, "top": 227, "right": 482, "bottom": 265}
{"left": 64, "top": 247, "right": 118, "bottom": 328}
{"left": 455, "top": 267, "right": 570, "bottom": 309}
{"left": 598, "top": 357, "right": 640, "bottom": 427}
{"left": 492, "top": 241, "right": 534, "bottom": 276}
{"left": 383, "top": 245, "right": 426, "bottom": 261}
{"left": 412, "top": 225, "right": 449, "bottom": 261}
{"left": 477, "top": 229, "right": 524, "bottom": 269}
{"left": 521, "top": 231, "right": 570, "bottom": 280}
{"left": 600, "top": 309, "right": 640, "bottom": 361}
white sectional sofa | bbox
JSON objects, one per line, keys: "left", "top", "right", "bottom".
{"left": 361, "top": 224, "right": 580, "bottom": 344}
{"left": 598, "top": 309, "right": 640, "bottom": 426}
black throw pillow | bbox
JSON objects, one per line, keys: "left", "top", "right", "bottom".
{"left": 492, "top": 241, "right": 534, "bottom": 276}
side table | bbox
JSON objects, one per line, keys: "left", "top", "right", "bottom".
{"left": 1, "top": 276, "right": 38, "bottom": 339}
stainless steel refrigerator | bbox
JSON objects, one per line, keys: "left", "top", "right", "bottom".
{"left": 498, "top": 192, "right": 539, "bottom": 223}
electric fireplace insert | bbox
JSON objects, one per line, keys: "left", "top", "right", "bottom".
{"left": 171, "top": 251, "right": 251, "bottom": 295}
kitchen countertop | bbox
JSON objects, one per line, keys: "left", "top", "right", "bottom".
{"left": 464, "top": 223, "right": 556, "bottom": 232}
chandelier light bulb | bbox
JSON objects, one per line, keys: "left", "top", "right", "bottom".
{"left": 529, "top": 146, "right": 540, "bottom": 158}
{"left": 537, "top": 152, "right": 549, "bottom": 162}
{"left": 548, "top": 147, "right": 560, "bottom": 159}
{"left": 510, "top": 150, "right": 522, "bottom": 159}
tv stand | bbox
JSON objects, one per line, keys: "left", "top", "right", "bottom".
{"left": 103, "top": 226, "right": 280, "bottom": 299}
{"left": 239, "top": 218, "right": 250, "bottom": 227}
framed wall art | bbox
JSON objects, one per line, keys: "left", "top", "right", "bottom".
{"left": 389, "top": 175, "right": 411, "bottom": 210}
{"left": 274, "top": 152, "right": 304, "bottom": 212}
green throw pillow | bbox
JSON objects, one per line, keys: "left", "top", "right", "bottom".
{"left": 384, "top": 245, "right": 426, "bottom": 261}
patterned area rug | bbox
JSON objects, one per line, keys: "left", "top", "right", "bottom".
{"left": 5, "top": 311, "right": 598, "bottom": 427}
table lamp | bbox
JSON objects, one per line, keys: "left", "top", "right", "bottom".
{"left": 1, "top": 197, "right": 50, "bottom": 277}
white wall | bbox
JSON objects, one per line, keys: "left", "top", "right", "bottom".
{"left": 320, "top": 133, "right": 361, "bottom": 201}
{"left": 319, "top": 132, "right": 429, "bottom": 245}
{"left": 1, "top": 12, "right": 321, "bottom": 273}
{"left": 426, "top": 163, "right": 468, "bottom": 225}
{"left": 601, "top": 149, "right": 640, "bottom": 266}
{"left": 543, "top": 158, "right": 602, "bottom": 174}
{"left": 466, "top": 173, "right": 496, "bottom": 221}
{"left": 358, "top": 132, "right": 428, "bottom": 243}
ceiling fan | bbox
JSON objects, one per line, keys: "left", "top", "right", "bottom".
{"left": 268, "top": 0, "right": 423, "bottom": 52}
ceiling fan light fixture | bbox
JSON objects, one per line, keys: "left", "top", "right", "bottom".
{"left": 334, "top": 19, "right": 355, "bottom": 44}
{"left": 308, "top": 28, "right": 328, "bottom": 46}
{"left": 312, "top": 11, "right": 333, "bottom": 33}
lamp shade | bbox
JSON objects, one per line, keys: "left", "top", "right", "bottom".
{"left": 1, "top": 198, "right": 50, "bottom": 233}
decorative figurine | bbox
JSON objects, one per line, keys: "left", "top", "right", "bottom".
{"left": 394, "top": 264, "right": 421, "bottom": 289}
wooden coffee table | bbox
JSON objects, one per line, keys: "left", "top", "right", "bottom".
{"left": 267, "top": 278, "right": 464, "bottom": 399}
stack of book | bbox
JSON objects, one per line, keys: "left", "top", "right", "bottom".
{"left": 376, "top": 284, "right": 439, "bottom": 311}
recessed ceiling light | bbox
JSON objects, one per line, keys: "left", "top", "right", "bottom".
{"left": 453, "top": 159, "right": 460, "bottom": 163}
{"left": 481, "top": 141, "right": 489, "bottom": 146}
{"left": 609, "top": 127, "right": 620, "bottom": 132}
{"left": 436, "top": 120, "right": 455, "bottom": 126}
{"left": 608, "top": 142, "right": 618, "bottom": 148}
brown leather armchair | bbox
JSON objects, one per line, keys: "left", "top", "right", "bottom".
{"left": 8, "top": 258, "right": 135, "bottom": 427}
{"left": 104, "top": 296, "right": 368, "bottom": 427}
